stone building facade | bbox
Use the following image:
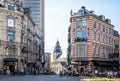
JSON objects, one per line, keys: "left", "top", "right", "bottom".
{"left": 68, "top": 6, "right": 119, "bottom": 73}
{"left": 0, "top": 1, "right": 41, "bottom": 74}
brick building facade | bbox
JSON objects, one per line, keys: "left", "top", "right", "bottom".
{"left": 68, "top": 6, "right": 119, "bottom": 74}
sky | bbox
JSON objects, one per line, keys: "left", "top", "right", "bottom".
{"left": 45, "top": 0, "right": 120, "bottom": 57}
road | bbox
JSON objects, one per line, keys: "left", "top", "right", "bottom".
{"left": 0, "top": 75, "right": 84, "bottom": 81}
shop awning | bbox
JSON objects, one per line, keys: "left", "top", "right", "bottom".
{"left": 81, "top": 61, "right": 89, "bottom": 66}
{"left": 3, "top": 58, "right": 18, "bottom": 62}
{"left": 93, "top": 60, "right": 119, "bottom": 66}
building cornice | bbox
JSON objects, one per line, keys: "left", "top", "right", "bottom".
{"left": 0, "top": 7, "right": 23, "bottom": 16}
{"left": 71, "top": 14, "right": 114, "bottom": 27}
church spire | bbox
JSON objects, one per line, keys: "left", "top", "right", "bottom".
{"left": 53, "top": 40, "right": 62, "bottom": 60}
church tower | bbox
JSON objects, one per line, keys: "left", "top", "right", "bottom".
{"left": 53, "top": 40, "right": 62, "bottom": 62}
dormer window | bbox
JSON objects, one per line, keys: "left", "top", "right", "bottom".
{"left": 99, "top": 15, "right": 105, "bottom": 21}
{"left": 8, "top": 5, "right": 14, "bottom": 11}
{"left": 101, "top": 16, "right": 105, "bottom": 20}
{"left": 105, "top": 19, "right": 111, "bottom": 24}
{"left": 78, "top": 10, "right": 84, "bottom": 16}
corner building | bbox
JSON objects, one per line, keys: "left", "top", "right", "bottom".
{"left": 69, "top": 6, "right": 119, "bottom": 73}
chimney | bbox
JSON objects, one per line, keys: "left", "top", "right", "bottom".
{"left": 81, "top": 6, "right": 85, "bottom": 9}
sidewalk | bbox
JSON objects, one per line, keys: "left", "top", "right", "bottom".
{"left": 0, "top": 74, "right": 25, "bottom": 80}
{"left": 0, "top": 75, "right": 12, "bottom": 80}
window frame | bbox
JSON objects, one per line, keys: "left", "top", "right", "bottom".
{"left": 7, "top": 31, "right": 15, "bottom": 41}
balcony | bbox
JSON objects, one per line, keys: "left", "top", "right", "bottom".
{"left": 7, "top": 27, "right": 16, "bottom": 31}
{"left": 75, "top": 38, "right": 87, "bottom": 42}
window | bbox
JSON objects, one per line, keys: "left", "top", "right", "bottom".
{"left": 111, "top": 29, "right": 113, "bottom": 35}
{"left": 109, "top": 28, "right": 111, "bottom": 34}
{"left": 93, "top": 21, "right": 96, "bottom": 28}
{"left": 103, "top": 25, "right": 105, "bottom": 32}
{"left": 106, "top": 27, "right": 108, "bottom": 33}
{"left": 76, "top": 30, "right": 87, "bottom": 39}
{"left": 78, "top": 10, "right": 84, "bottom": 16}
{"left": 76, "top": 21, "right": 81, "bottom": 27}
{"left": 76, "top": 20, "right": 87, "bottom": 28}
{"left": 83, "top": 20, "right": 87, "bottom": 26}
{"left": 94, "top": 31, "right": 96, "bottom": 40}
{"left": 106, "top": 36, "right": 108, "bottom": 44}
{"left": 76, "top": 31, "right": 82, "bottom": 38}
{"left": 8, "top": 5, "right": 14, "bottom": 11}
{"left": 8, "top": 32, "right": 14, "bottom": 41}
{"left": 98, "top": 33, "right": 100, "bottom": 41}
{"left": 76, "top": 44, "right": 85, "bottom": 56}
{"left": 98, "top": 46, "right": 100, "bottom": 56}
{"left": 93, "top": 45, "right": 96, "bottom": 55}
{"left": 8, "top": 19, "right": 14, "bottom": 27}
{"left": 98, "top": 23, "right": 100, "bottom": 30}
{"left": 82, "top": 30, "right": 87, "bottom": 39}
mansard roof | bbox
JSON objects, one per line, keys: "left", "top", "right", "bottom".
{"left": 71, "top": 6, "right": 114, "bottom": 27}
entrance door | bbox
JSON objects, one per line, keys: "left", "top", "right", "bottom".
{"left": 3, "top": 61, "right": 17, "bottom": 75}
{"left": 9, "top": 65, "right": 15, "bottom": 75}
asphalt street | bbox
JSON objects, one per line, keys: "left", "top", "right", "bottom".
{"left": 0, "top": 75, "right": 84, "bottom": 81}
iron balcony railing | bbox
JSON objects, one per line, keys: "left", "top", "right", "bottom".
{"left": 75, "top": 38, "right": 87, "bottom": 42}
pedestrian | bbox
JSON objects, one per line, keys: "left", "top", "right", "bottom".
{"left": 59, "top": 71, "right": 62, "bottom": 77}
{"left": 7, "top": 69, "right": 10, "bottom": 75}
{"left": 94, "top": 69, "right": 98, "bottom": 77}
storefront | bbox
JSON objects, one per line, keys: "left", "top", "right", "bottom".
{"left": 3, "top": 58, "right": 18, "bottom": 75}
{"left": 93, "top": 60, "right": 119, "bottom": 71}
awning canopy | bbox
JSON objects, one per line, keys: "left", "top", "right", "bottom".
{"left": 3, "top": 58, "right": 18, "bottom": 62}
{"left": 81, "top": 61, "right": 89, "bottom": 66}
{"left": 93, "top": 60, "right": 119, "bottom": 66}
